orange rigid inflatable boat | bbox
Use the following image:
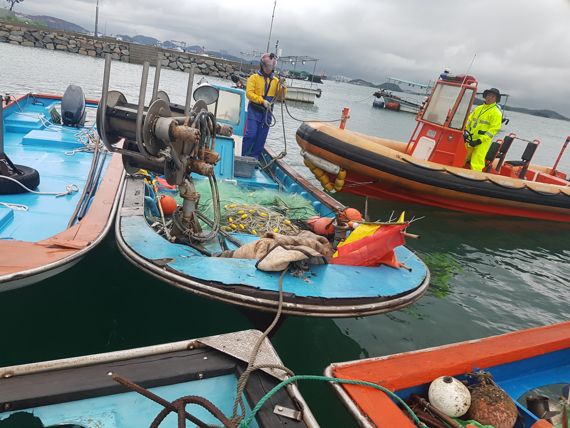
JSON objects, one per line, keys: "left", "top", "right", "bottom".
{"left": 296, "top": 75, "right": 570, "bottom": 222}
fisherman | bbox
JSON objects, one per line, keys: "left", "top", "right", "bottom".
{"left": 242, "top": 53, "right": 286, "bottom": 159}
{"left": 464, "top": 88, "right": 503, "bottom": 171}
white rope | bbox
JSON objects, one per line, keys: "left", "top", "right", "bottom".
{"left": 0, "top": 176, "right": 79, "bottom": 197}
{"left": 0, "top": 202, "right": 28, "bottom": 211}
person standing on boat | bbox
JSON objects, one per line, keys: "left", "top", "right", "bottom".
{"left": 464, "top": 88, "right": 502, "bottom": 171}
{"left": 242, "top": 53, "right": 287, "bottom": 159}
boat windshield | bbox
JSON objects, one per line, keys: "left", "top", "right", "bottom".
{"left": 422, "top": 84, "right": 462, "bottom": 126}
{"left": 209, "top": 90, "right": 242, "bottom": 127}
{"left": 449, "top": 88, "right": 475, "bottom": 130}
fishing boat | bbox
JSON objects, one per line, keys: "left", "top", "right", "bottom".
{"left": 372, "top": 89, "right": 424, "bottom": 114}
{"left": 326, "top": 321, "right": 570, "bottom": 428}
{"left": 98, "top": 55, "right": 429, "bottom": 317}
{"left": 0, "top": 90, "right": 124, "bottom": 291}
{"left": 297, "top": 74, "right": 570, "bottom": 222}
{"left": 0, "top": 329, "right": 318, "bottom": 427}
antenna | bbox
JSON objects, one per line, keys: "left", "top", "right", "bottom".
{"left": 266, "top": 0, "right": 277, "bottom": 53}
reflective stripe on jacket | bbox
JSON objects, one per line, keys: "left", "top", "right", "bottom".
{"left": 245, "top": 71, "right": 286, "bottom": 106}
{"left": 465, "top": 103, "right": 502, "bottom": 146}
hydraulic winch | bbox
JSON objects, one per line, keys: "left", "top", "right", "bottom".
{"left": 96, "top": 55, "right": 232, "bottom": 243}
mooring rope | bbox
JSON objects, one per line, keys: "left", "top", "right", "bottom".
{"left": 0, "top": 175, "right": 79, "bottom": 197}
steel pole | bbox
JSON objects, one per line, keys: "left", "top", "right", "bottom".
{"left": 0, "top": 100, "right": 4, "bottom": 153}
{"left": 184, "top": 65, "right": 195, "bottom": 116}
{"left": 266, "top": 0, "right": 277, "bottom": 53}
{"left": 94, "top": 0, "right": 100, "bottom": 38}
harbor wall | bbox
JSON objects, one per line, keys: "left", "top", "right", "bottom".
{"left": 0, "top": 20, "right": 253, "bottom": 79}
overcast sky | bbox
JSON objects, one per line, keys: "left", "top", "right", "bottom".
{"left": 17, "top": 0, "right": 570, "bottom": 115}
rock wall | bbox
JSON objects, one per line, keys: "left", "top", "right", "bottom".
{"left": 0, "top": 20, "right": 253, "bottom": 79}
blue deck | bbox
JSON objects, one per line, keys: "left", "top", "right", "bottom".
{"left": 1, "top": 374, "right": 259, "bottom": 428}
{"left": 1, "top": 95, "right": 110, "bottom": 242}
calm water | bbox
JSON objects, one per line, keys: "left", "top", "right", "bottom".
{"left": 1, "top": 43, "right": 570, "bottom": 427}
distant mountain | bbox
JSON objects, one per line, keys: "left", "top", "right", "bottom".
{"left": 16, "top": 13, "right": 88, "bottom": 33}
{"left": 473, "top": 98, "right": 569, "bottom": 121}
{"left": 116, "top": 34, "right": 161, "bottom": 46}
{"left": 377, "top": 82, "right": 402, "bottom": 91}
{"left": 349, "top": 78, "right": 375, "bottom": 87}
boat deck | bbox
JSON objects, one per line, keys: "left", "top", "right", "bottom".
{"left": 1, "top": 96, "right": 110, "bottom": 242}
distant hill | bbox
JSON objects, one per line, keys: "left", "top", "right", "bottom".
{"left": 473, "top": 98, "right": 569, "bottom": 121}
{"left": 348, "top": 78, "right": 403, "bottom": 92}
{"left": 17, "top": 14, "right": 88, "bottom": 33}
{"left": 116, "top": 34, "right": 160, "bottom": 46}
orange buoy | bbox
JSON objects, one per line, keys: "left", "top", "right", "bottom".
{"left": 159, "top": 195, "right": 177, "bottom": 216}
{"left": 343, "top": 207, "right": 363, "bottom": 222}
{"left": 306, "top": 216, "right": 335, "bottom": 236}
{"left": 385, "top": 101, "right": 401, "bottom": 111}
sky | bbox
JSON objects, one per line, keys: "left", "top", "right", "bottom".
{"left": 15, "top": 0, "right": 570, "bottom": 115}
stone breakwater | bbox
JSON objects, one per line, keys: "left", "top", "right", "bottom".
{"left": 0, "top": 21, "right": 252, "bottom": 79}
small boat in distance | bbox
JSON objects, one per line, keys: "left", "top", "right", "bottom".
{"left": 326, "top": 321, "right": 570, "bottom": 428}
{"left": 297, "top": 73, "right": 570, "bottom": 222}
{"left": 0, "top": 90, "right": 124, "bottom": 291}
{"left": 101, "top": 56, "right": 430, "bottom": 317}
{"left": 0, "top": 329, "right": 318, "bottom": 427}
{"left": 372, "top": 89, "right": 424, "bottom": 114}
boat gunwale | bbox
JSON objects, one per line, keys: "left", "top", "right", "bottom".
{"left": 0, "top": 94, "right": 126, "bottom": 290}
{"left": 115, "top": 149, "right": 430, "bottom": 317}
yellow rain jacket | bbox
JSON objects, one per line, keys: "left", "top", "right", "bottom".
{"left": 245, "top": 71, "right": 286, "bottom": 106}
{"left": 464, "top": 103, "right": 502, "bottom": 171}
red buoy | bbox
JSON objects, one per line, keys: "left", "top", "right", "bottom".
{"left": 159, "top": 195, "right": 177, "bottom": 216}
{"left": 343, "top": 207, "right": 363, "bottom": 222}
{"left": 385, "top": 101, "right": 401, "bottom": 111}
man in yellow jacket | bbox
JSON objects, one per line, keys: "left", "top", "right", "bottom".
{"left": 242, "top": 53, "right": 286, "bottom": 159}
{"left": 464, "top": 88, "right": 503, "bottom": 171}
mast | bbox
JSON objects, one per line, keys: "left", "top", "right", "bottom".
{"left": 266, "top": 0, "right": 277, "bottom": 53}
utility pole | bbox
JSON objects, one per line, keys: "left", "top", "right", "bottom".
{"left": 266, "top": 0, "right": 277, "bottom": 53}
{"left": 94, "top": 0, "right": 100, "bottom": 38}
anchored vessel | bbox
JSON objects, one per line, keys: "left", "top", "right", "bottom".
{"left": 99, "top": 56, "right": 429, "bottom": 317}
{"left": 0, "top": 90, "right": 124, "bottom": 291}
{"left": 297, "top": 74, "right": 570, "bottom": 221}
{"left": 0, "top": 329, "right": 318, "bottom": 427}
{"left": 326, "top": 321, "right": 570, "bottom": 427}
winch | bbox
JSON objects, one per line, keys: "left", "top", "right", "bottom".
{"left": 96, "top": 55, "right": 232, "bottom": 243}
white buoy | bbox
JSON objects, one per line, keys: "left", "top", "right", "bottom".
{"left": 428, "top": 376, "right": 471, "bottom": 417}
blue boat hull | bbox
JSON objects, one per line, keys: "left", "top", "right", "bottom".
{"left": 116, "top": 148, "right": 430, "bottom": 317}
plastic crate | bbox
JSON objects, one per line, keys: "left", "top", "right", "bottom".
{"left": 234, "top": 155, "right": 257, "bottom": 178}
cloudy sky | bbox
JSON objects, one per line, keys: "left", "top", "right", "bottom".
{"left": 17, "top": 0, "right": 570, "bottom": 115}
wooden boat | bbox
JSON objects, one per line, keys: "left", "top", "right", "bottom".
{"left": 0, "top": 91, "right": 124, "bottom": 291}
{"left": 0, "top": 329, "right": 318, "bottom": 427}
{"left": 97, "top": 56, "right": 429, "bottom": 317}
{"left": 326, "top": 321, "right": 570, "bottom": 427}
{"left": 297, "top": 74, "right": 570, "bottom": 222}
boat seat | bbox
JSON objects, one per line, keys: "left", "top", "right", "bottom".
{"left": 494, "top": 135, "right": 515, "bottom": 171}
{"left": 22, "top": 129, "right": 85, "bottom": 150}
{"left": 484, "top": 141, "right": 502, "bottom": 172}
{"left": 506, "top": 141, "right": 539, "bottom": 179}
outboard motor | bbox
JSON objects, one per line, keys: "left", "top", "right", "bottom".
{"left": 61, "top": 85, "right": 86, "bottom": 127}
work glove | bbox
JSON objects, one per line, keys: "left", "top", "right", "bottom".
{"left": 468, "top": 139, "right": 482, "bottom": 147}
{"left": 262, "top": 100, "right": 271, "bottom": 109}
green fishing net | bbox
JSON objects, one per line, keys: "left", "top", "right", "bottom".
{"left": 171, "top": 180, "right": 318, "bottom": 236}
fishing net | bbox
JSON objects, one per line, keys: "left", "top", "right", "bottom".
{"left": 165, "top": 180, "right": 318, "bottom": 236}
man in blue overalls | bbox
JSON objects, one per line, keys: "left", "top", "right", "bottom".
{"left": 242, "top": 53, "right": 286, "bottom": 159}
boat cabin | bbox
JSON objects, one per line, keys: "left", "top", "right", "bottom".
{"left": 405, "top": 75, "right": 569, "bottom": 185}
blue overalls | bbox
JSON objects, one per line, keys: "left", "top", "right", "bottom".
{"left": 242, "top": 72, "right": 275, "bottom": 159}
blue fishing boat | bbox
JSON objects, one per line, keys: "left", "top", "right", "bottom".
{"left": 99, "top": 56, "right": 429, "bottom": 317}
{"left": 0, "top": 329, "right": 318, "bottom": 427}
{"left": 0, "top": 89, "right": 124, "bottom": 291}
